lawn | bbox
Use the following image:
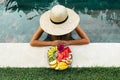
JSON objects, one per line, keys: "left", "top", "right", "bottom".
{"left": 0, "top": 67, "right": 120, "bottom": 80}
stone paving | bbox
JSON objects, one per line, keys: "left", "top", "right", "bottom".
{"left": 0, "top": 43, "right": 120, "bottom": 67}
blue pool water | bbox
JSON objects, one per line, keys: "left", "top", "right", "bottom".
{"left": 0, "top": 0, "right": 120, "bottom": 42}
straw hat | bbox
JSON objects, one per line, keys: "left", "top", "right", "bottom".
{"left": 40, "top": 5, "right": 80, "bottom": 35}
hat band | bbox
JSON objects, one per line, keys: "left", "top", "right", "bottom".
{"left": 50, "top": 16, "right": 68, "bottom": 24}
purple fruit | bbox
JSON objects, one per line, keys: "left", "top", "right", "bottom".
{"left": 57, "top": 44, "right": 64, "bottom": 52}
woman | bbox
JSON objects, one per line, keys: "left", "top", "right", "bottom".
{"left": 30, "top": 5, "right": 90, "bottom": 47}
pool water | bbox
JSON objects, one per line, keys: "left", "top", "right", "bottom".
{"left": 0, "top": 0, "right": 120, "bottom": 42}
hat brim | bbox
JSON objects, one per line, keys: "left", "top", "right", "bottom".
{"left": 40, "top": 8, "right": 80, "bottom": 35}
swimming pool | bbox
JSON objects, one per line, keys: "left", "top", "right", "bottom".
{"left": 0, "top": 0, "right": 120, "bottom": 42}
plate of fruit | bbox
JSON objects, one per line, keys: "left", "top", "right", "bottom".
{"left": 47, "top": 44, "right": 72, "bottom": 70}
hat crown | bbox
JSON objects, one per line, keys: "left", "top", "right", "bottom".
{"left": 50, "top": 5, "right": 68, "bottom": 23}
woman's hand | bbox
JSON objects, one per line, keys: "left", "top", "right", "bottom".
{"left": 51, "top": 40, "right": 62, "bottom": 46}
{"left": 51, "top": 40, "right": 70, "bottom": 46}
{"left": 61, "top": 40, "right": 69, "bottom": 46}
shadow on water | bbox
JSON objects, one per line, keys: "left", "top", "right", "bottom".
{"left": 0, "top": 0, "right": 120, "bottom": 42}
{"left": 5, "top": 0, "right": 120, "bottom": 11}
{"left": 5, "top": 0, "right": 59, "bottom": 13}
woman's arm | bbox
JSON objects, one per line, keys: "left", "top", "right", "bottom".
{"left": 30, "top": 25, "right": 90, "bottom": 47}
{"left": 63, "top": 25, "right": 90, "bottom": 45}
{"left": 30, "top": 27, "right": 62, "bottom": 47}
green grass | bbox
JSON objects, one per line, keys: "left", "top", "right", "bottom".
{"left": 0, "top": 67, "right": 120, "bottom": 80}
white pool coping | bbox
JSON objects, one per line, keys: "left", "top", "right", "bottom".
{"left": 0, "top": 43, "right": 120, "bottom": 67}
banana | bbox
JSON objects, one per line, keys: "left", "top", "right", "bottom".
{"left": 49, "top": 60, "right": 57, "bottom": 65}
{"left": 50, "top": 64, "right": 57, "bottom": 69}
{"left": 50, "top": 60, "right": 58, "bottom": 69}
{"left": 66, "top": 59, "right": 72, "bottom": 65}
